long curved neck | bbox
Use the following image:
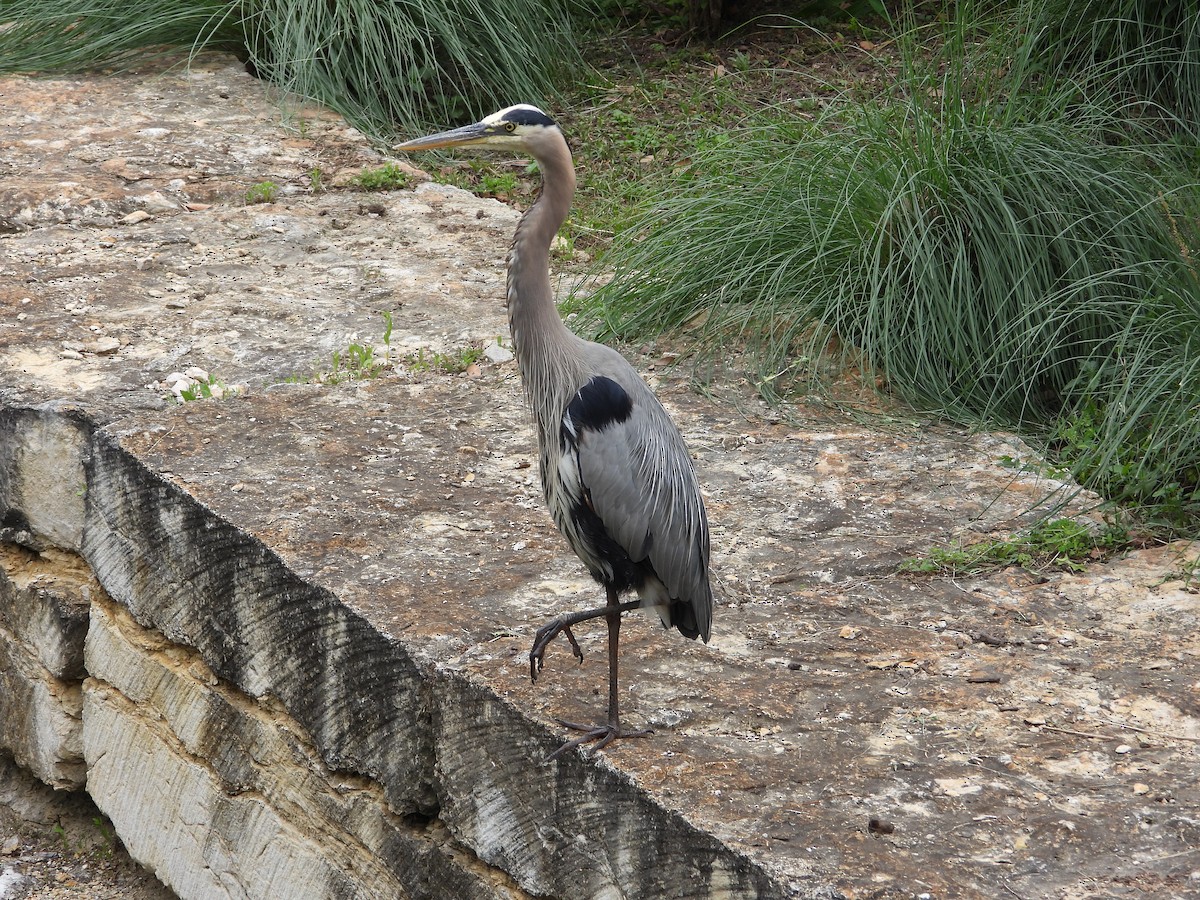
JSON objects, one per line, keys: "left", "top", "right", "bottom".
{"left": 507, "top": 131, "right": 581, "bottom": 426}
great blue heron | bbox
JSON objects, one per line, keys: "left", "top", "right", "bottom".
{"left": 395, "top": 105, "right": 713, "bottom": 759}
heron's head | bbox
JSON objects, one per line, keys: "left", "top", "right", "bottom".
{"left": 393, "top": 104, "right": 560, "bottom": 155}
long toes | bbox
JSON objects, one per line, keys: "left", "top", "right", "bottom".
{"left": 545, "top": 721, "right": 653, "bottom": 761}
{"left": 562, "top": 625, "right": 584, "bottom": 665}
{"left": 528, "top": 620, "right": 585, "bottom": 682}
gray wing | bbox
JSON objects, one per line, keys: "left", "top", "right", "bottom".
{"left": 570, "top": 375, "right": 712, "bottom": 640}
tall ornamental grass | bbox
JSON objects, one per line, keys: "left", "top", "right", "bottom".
{"left": 1012, "top": 0, "right": 1200, "bottom": 131}
{"left": 581, "top": 9, "right": 1200, "bottom": 530}
{"left": 0, "top": 0, "right": 580, "bottom": 137}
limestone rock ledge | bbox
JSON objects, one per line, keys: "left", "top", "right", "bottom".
{"left": 83, "top": 596, "right": 525, "bottom": 900}
{"left": 0, "top": 403, "right": 783, "bottom": 899}
{"left": 0, "top": 542, "right": 89, "bottom": 790}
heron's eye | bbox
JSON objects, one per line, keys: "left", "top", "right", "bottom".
{"left": 503, "top": 121, "right": 517, "bottom": 133}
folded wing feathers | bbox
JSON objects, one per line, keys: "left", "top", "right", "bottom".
{"left": 571, "top": 375, "right": 712, "bottom": 639}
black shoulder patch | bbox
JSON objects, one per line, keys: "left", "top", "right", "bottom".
{"left": 567, "top": 376, "right": 633, "bottom": 433}
{"left": 501, "top": 106, "right": 556, "bottom": 128}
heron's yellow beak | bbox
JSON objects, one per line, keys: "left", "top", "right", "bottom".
{"left": 392, "top": 121, "right": 492, "bottom": 152}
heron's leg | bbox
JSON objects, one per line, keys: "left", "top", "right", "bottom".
{"left": 546, "top": 586, "right": 652, "bottom": 761}
{"left": 529, "top": 596, "right": 640, "bottom": 682}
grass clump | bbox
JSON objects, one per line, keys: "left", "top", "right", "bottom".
{"left": 285, "top": 312, "right": 395, "bottom": 385}
{"left": 178, "top": 374, "right": 235, "bottom": 401}
{"left": 0, "top": 0, "right": 581, "bottom": 138}
{"left": 244, "top": 180, "right": 279, "bottom": 204}
{"left": 578, "top": 4, "right": 1200, "bottom": 535}
{"left": 1008, "top": 0, "right": 1200, "bottom": 132}
{"left": 901, "top": 519, "right": 1128, "bottom": 576}
{"left": 403, "top": 346, "right": 483, "bottom": 374}
{"left": 349, "top": 163, "right": 411, "bottom": 192}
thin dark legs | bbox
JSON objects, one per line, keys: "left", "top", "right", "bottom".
{"left": 529, "top": 586, "right": 652, "bottom": 760}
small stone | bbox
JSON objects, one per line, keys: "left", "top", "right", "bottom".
{"left": 839, "top": 625, "right": 861, "bottom": 640}
{"left": 121, "top": 209, "right": 152, "bottom": 225}
{"left": 1024, "top": 714, "right": 1047, "bottom": 726}
{"left": 2, "top": 834, "right": 19, "bottom": 855}
{"left": 184, "top": 366, "right": 210, "bottom": 381}
{"left": 867, "top": 817, "right": 895, "bottom": 835}
{"left": 60, "top": 349, "right": 83, "bottom": 360}
{"left": 966, "top": 670, "right": 1002, "bottom": 684}
{"left": 1132, "top": 782, "right": 1150, "bottom": 795}
{"left": 84, "top": 336, "right": 121, "bottom": 354}
{"left": 231, "top": 483, "right": 245, "bottom": 493}
{"left": 1115, "top": 744, "right": 1132, "bottom": 754}
{"left": 483, "top": 340, "right": 514, "bottom": 364}
{"left": 138, "top": 190, "right": 178, "bottom": 213}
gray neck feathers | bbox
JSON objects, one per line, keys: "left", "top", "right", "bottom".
{"left": 506, "top": 131, "right": 586, "bottom": 446}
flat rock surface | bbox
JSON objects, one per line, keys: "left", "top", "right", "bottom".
{"left": 2, "top": 54, "right": 1199, "bottom": 899}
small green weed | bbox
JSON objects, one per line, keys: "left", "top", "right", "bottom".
{"left": 402, "top": 346, "right": 483, "bottom": 374}
{"left": 349, "top": 163, "right": 411, "bottom": 191}
{"left": 901, "top": 519, "right": 1127, "bottom": 576}
{"left": 245, "top": 181, "right": 279, "bottom": 204}
{"left": 479, "top": 172, "right": 518, "bottom": 196}
{"left": 91, "top": 817, "right": 116, "bottom": 859}
{"left": 433, "top": 161, "right": 536, "bottom": 202}
{"left": 308, "top": 167, "right": 325, "bottom": 193}
{"left": 179, "top": 375, "right": 234, "bottom": 402}
{"left": 51, "top": 822, "right": 72, "bottom": 855}
{"left": 285, "top": 312, "right": 396, "bottom": 385}
{"left": 325, "top": 342, "right": 383, "bottom": 383}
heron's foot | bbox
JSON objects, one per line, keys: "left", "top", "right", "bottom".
{"left": 545, "top": 720, "right": 653, "bottom": 761}
{"left": 529, "top": 619, "right": 584, "bottom": 682}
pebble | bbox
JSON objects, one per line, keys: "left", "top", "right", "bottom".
{"left": 1132, "top": 782, "right": 1150, "bottom": 794}
{"left": 85, "top": 336, "right": 121, "bottom": 354}
{"left": 120, "top": 209, "right": 152, "bottom": 225}
{"left": 138, "top": 191, "right": 178, "bottom": 213}
{"left": 966, "top": 670, "right": 1002, "bottom": 684}
{"left": 483, "top": 339, "right": 514, "bottom": 364}
{"left": 867, "top": 817, "right": 895, "bottom": 835}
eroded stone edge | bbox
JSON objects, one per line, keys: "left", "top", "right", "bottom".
{"left": 84, "top": 594, "right": 528, "bottom": 900}
{"left": 1, "top": 404, "right": 796, "bottom": 898}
